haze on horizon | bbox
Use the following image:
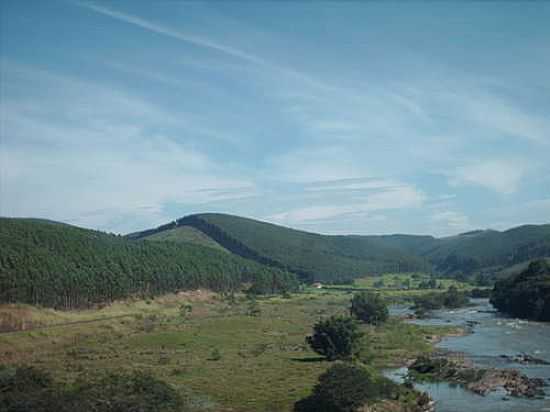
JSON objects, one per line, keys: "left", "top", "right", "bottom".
{"left": 1, "top": 1, "right": 549, "bottom": 237}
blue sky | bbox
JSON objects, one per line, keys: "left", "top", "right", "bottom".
{"left": 1, "top": 1, "right": 549, "bottom": 236}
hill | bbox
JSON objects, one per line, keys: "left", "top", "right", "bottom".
{"left": 490, "top": 259, "right": 550, "bottom": 321}
{"left": 420, "top": 225, "right": 550, "bottom": 275}
{"left": 0, "top": 218, "right": 297, "bottom": 309}
{"left": 361, "top": 226, "right": 550, "bottom": 276}
{"left": 493, "top": 257, "right": 550, "bottom": 280}
{"left": 131, "top": 214, "right": 431, "bottom": 282}
{"left": 132, "top": 214, "right": 550, "bottom": 280}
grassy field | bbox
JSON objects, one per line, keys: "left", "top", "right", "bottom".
{"left": 353, "top": 273, "right": 471, "bottom": 289}
{"left": 145, "top": 226, "right": 229, "bottom": 253}
{"left": 0, "top": 277, "right": 461, "bottom": 412}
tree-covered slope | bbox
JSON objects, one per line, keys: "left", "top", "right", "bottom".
{"left": 421, "top": 225, "right": 550, "bottom": 275}
{"left": 133, "top": 214, "right": 550, "bottom": 280}
{"left": 490, "top": 259, "right": 550, "bottom": 321}
{"left": 0, "top": 218, "right": 297, "bottom": 309}
{"left": 493, "top": 257, "right": 550, "bottom": 280}
{"left": 132, "top": 213, "right": 430, "bottom": 282}
{"left": 359, "top": 226, "right": 550, "bottom": 275}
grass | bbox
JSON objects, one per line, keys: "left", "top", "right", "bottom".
{"left": 145, "top": 226, "right": 229, "bottom": 253}
{"left": 320, "top": 273, "right": 476, "bottom": 305}
{"left": 0, "top": 277, "right": 461, "bottom": 412}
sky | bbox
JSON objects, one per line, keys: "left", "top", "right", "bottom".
{"left": 1, "top": 1, "right": 549, "bottom": 237}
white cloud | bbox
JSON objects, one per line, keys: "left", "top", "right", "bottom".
{"left": 0, "top": 64, "right": 257, "bottom": 232}
{"left": 449, "top": 159, "right": 527, "bottom": 194}
{"left": 305, "top": 178, "right": 400, "bottom": 192}
{"left": 267, "top": 146, "right": 369, "bottom": 183}
{"left": 432, "top": 210, "right": 471, "bottom": 231}
{"left": 266, "top": 184, "right": 425, "bottom": 226}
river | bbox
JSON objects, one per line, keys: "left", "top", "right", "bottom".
{"left": 387, "top": 299, "right": 550, "bottom": 412}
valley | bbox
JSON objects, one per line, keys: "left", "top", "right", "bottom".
{"left": 0, "top": 282, "right": 461, "bottom": 411}
{"left": 1, "top": 213, "right": 549, "bottom": 411}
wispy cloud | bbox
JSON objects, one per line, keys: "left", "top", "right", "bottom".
{"left": 266, "top": 183, "right": 425, "bottom": 226}
{"left": 3, "top": 2, "right": 549, "bottom": 236}
{"left": 449, "top": 159, "right": 528, "bottom": 195}
{"left": 0, "top": 63, "right": 257, "bottom": 232}
{"left": 77, "top": 2, "right": 266, "bottom": 65}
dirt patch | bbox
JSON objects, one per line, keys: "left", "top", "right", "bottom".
{"left": 0, "top": 305, "right": 39, "bottom": 332}
{"left": 175, "top": 289, "right": 217, "bottom": 302}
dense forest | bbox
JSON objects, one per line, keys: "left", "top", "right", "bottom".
{"left": 0, "top": 218, "right": 298, "bottom": 309}
{"left": 132, "top": 213, "right": 550, "bottom": 281}
{"left": 2, "top": 213, "right": 549, "bottom": 309}
{"left": 131, "top": 213, "right": 430, "bottom": 282}
{"left": 490, "top": 259, "right": 550, "bottom": 321}
{"left": 364, "top": 225, "right": 550, "bottom": 276}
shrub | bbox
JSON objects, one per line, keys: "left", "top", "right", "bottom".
{"left": 70, "top": 370, "right": 184, "bottom": 412}
{"left": 179, "top": 303, "right": 193, "bottom": 319}
{"left": 0, "top": 366, "right": 185, "bottom": 412}
{"left": 350, "top": 292, "right": 388, "bottom": 325}
{"left": 246, "top": 298, "right": 261, "bottom": 317}
{"left": 208, "top": 348, "right": 222, "bottom": 361}
{"left": 306, "top": 316, "right": 363, "bottom": 361}
{"left": 294, "top": 363, "right": 399, "bottom": 412}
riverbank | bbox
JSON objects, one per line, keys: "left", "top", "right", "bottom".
{"left": 387, "top": 299, "right": 550, "bottom": 412}
{"left": 409, "top": 355, "right": 546, "bottom": 398}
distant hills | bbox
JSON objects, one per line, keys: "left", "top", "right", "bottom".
{"left": 131, "top": 213, "right": 550, "bottom": 281}
{"left": 1, "top": 213, "right": 549, "bottom": 308}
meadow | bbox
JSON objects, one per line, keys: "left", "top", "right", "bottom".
{"left": 0, "top": 276, "right": 461, "bottom": 412}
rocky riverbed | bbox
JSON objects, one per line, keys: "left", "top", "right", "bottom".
{"left": 387, "top": 299, "right": 550, "bottom": 411}
{"left": 408, "top": 355, "right": 547, "bottom": 399}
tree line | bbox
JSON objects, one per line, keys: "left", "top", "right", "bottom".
{"left": 0, "top": 218, "right": 298, "bottom": 309}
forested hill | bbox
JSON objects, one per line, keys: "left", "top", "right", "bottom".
{"left": 363, "top": 225, "right": 550, "bottom": 275}
{"left": 0, "top": 218, "right": 297, "bottom": 309}
{"left": 132, "top": 213, "right": 550, "bottom": 279}
{"left": 130, "top": 213, "right": 430, "bottom": 282}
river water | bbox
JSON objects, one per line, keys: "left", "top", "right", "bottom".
{"left": 387, "top": 299, "right": 550, "bottom": 412}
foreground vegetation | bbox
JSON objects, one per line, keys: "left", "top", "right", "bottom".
{"left": 0, "top": 281, "right": 459, "bottom": 411}
{"left": 0, "top": 366, "right": 185, "bottom": 412}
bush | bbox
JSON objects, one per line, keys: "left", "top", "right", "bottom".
{"left": 443, "top": 286, "right": 468, "bottom": 308}
{"left": 208, "top": 348, "right": 222, "bottom": 361}
{"left": 0, "top": 366, "right": 185, "bottom": 412}
{"left": 0, "top": 366, "right": 60, "bottom": 412}
{"left": 246, "top": 298, "right": 262, "bottom": 317}
{"left": 306, "top": 316, "right": 363, "bottom": 361}
{"left": 350, "top": 292, "right": 388, "bottom": 325}
{"left": 294, "top": 363, "right": 399, "bottom": 412}
{"left": 412, "top": 286, "right": 469, "bottom": 313}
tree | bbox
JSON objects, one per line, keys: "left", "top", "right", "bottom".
{"left": 306, "top": 316, "right": 363, "bottom": 361}
{"left": 294, "top": 363, "right": 399, "bottom": 412}
{"left": 443, "top": 285, "right": 468, "bottom": 308}
{"left": 349, "top": 292, "right": 388, "bottom": 325}
{"left": 0, "top": 367, "right": 185, "bottom": 412}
